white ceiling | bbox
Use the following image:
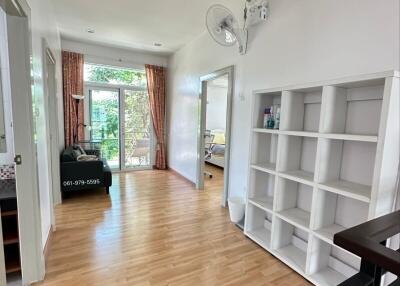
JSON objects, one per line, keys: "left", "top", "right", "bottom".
{"left": 53, "top": 0, "right": 243, "bottom": 55}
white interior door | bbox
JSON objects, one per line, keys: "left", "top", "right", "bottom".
{"left": 6, "top": 4, "right": 45, "bottom": 284}
{"left": 44, "top": 47, "right": 62, "bottom": 208}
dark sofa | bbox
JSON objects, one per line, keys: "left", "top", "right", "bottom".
{"left": 60, "top": 145, "right": 112, "bottom": 195}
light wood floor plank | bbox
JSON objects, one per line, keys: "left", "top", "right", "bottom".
{"left": 34, "top": 165, "right": 310, "bottom": 286}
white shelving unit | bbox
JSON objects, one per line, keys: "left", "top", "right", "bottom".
{"left": 308, "top": 237, "right": 360, "bottom": 285}
{"left": 272, "top": 217, "right": 309, "bottom": 273}
{"left": 244, "top": 71, "right": 400, "bottom": 286}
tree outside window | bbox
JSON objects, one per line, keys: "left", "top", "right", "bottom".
{"left": 85, "top": 64, "right": 150, "bottom": 167}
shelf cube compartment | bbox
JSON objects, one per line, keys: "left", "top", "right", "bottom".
{"left": 272, "top": 217, "right": 309, "bottom": 273}
{"left": 4, "top": 243, "right": 21, "bottom": 274}
{"left": 250, "top": 132, "right": 278, "bottom": 173}
{"left": 253, "top": 91, "right": 282, "bottom": 129}
{"left": 321, "top": 85, "right": 384, "bottom": 137}
{"left": 275, "top": 177, "right": 313, "bottom": 230}
{"left": 245, "top": 203, "right": 272, "bottom": 249}
{"left": 248, "top": 169, "right": 275, "bottom": 212}
{"left": 317, "top": 138, "right": 376, "bottom": 202}
{"left": 308, "top": 237, "right": 360, "bottom": 286}
{"left": 280, "top": 88, "right": 322, "bottom": 132}
{"left": 278, "top": 135, "right": 317, "bottom": 184}
{"left": 312, "top": 189, "right": 369, "bottom": 244}
{"left": 2, "top": 216, "right": 19, "bottom": 245}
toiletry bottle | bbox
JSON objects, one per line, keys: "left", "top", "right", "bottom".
{"left": 268, "top": 106, "right": 275, "bottom": 129}
{"left": 263, "top": 108, "right": 270, "bottom": 129}
{"left": 274, "top": 107, "right": 280, "bottom": 129}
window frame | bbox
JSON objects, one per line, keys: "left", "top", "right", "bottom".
{"left": 84, "top": 62, "right": 148, "bottom": 90}
{"left": 83, "top": 62, "right": 154, "bottom": 172}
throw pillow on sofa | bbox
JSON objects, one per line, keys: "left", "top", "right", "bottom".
{"left": 77, "top": 154, "right": 98, "bottom": 161}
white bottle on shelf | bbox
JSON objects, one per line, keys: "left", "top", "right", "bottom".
{"left": 274, "top": 107, "right": 280, "bottom": 129}
{"left": 268, "top": 106, "right": 275, "bottom": 129}
{"left": 263, "top": 108, "right": 270, "bottom": 128}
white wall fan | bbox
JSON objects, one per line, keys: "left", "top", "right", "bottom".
{"left": 206, "top": 1, "right": 268, "bottom": 55}
{"left": 206, "top": 4, "right": 248, "bottom": 55}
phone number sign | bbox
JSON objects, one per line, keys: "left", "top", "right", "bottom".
{"left": 62, "top": 179, "right": 101, "bottom": 187}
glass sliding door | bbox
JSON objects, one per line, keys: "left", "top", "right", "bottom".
{"left": 85, "top": 63, "right": 153, "bottom": 171}
{"left": 87, "top": 86, "right": 153, "bottom": 171}
{"left": 122, "top": 89, "right": 152, "bottom": 169}
{"left": 88, "top": 87, "right": 120, "bottom": 169}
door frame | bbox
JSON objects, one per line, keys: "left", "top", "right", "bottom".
{"left": 85, "top": 84, "right": 154, "bottom": 171}
{"left": 119, "top": 87, "right": 155, "bottom": 171}
{"left": 196, "top": 66, "right": 235, "bottom": 207}
{"left": 42, "top": 41, "right": 60, "bottom": 230}
{"left": 86, "top": 85, "right": 121, "bottom": 170}
{"left": 2, "top": 0, "right": 46, "bottom": 283}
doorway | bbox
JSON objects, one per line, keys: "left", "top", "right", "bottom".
{"left": 197, "top": 66, "right": 234, "bottom": 207}
{"left": 86, "top": 85, "right": 153, "bottom": 171}
{"left": 43, "top": 44, "right": 60, "bottom": 229}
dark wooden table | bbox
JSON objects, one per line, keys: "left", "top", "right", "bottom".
{"left": 334, "top": 210, "right": 400, "bottom": 285}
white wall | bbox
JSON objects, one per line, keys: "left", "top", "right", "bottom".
{"left": 167, "top": 0, "right": 400, "bottom": 197}
{"left": 27, "top": 0, "right": 63, "bottom": 251}
{"left": 61, "top": 38, "right": 168, "bottom": 70}
{"left": 206, "top": 85, "right": 228, "bottom": 131}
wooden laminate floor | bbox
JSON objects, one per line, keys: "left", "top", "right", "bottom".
{"left": 35, "top": 166, "right": 310, "bottom": 286}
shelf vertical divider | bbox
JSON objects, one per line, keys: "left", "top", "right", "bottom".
{"left": 270, "top": 92, "right": 284, "bottom": 250}
{"left": 245, "top": 91, "right": 258, "bottom": 234}
{"left": 319, "top": 86, "right": 348, "bottom": 134}
{"left": 305, "top": 86, "right": 326, "bottom": 275}
{"left": 369, "top": 76, "right": 400, "bottom": 219}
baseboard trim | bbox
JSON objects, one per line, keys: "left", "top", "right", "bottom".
{"left": 43, "top": 225, "right": 54, "bottom": 259}
{"left": 168, "top": 167, "right": 196, "bottom": 186}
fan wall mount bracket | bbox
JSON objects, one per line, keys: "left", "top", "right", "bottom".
{"left": 206, "top": 1, "right": 268, "bottom": 55}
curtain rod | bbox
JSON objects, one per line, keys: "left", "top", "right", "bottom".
{"left": 62, "top": 48, "right": 168, "bottom": 68}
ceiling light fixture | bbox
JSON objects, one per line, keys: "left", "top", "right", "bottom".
{"left": 154, "top": 43, "right": 162, "bottom": 47}
{"left": 87, "top": 28, "right": 95, "bottom": 34}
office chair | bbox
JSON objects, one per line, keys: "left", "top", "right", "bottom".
{"left": 204, "top": 130, "right": 215, "bottom": 179}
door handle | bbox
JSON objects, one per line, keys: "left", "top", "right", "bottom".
{"left": 14, "top": 155, "right": 22, "bottom": 165}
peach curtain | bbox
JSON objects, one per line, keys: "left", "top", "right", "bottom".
{"left": 145, "top": 64, "right": 167, "bottom": 169}
{"left": 62, "top": 51, "right": 84, "bottom": 147}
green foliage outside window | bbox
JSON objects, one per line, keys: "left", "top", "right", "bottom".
{"left": 90, "top": 93, "right": 120, "bottom": 162}
{"left": 85, "top": 64, "right": 147, "bottom": 87}
{"left": 85, "top": 64, "right": 150, "bottom": 166}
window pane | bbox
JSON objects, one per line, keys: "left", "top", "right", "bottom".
{"left": 90, "top": 89, "right": 120, "bottom": 169}
{"left": 124, "top": 90, "right": 151, "bottom": 168}
{"left": 84, "top": 63, "right": 147, "bottom": 88}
